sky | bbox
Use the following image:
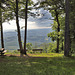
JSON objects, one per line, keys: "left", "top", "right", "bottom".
{"left": 3, "top": 0, "right": 53, "bottom": 31}
{"left": 32, "top": 0, "right": 37, "bottom": 3}
{"left": 32, "top": 0, "right": 45, "bottom": 3}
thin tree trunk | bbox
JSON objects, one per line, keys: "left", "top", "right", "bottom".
{"left": 1, "top": 21, "right": 4, "bottom": 48}
{"left": 24, "top": 0, "right": 28, "bottom": 55}
{"left": 55, "top": 10, "right": 60, "bottom": 53}
{"left": 64, "top": 0, "right": 70, "bottom": 56}
{"left": 62, "top": 39, "right": 63, "bottom": 50}
{"left": 0, "top": 1, "right": 4, "bottom": 48}
{"left": 16, "top": 0, "right": 23, "bottom": 56}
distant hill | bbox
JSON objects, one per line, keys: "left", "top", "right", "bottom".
{"left": 0, "top": 28, "right": 52, "bottom": 50}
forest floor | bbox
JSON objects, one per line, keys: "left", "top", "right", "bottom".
{"left": 0, "top": 53, "right": 75, "bottom": 75}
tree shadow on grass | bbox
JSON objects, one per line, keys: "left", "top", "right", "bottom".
{"left": 9, "top": 55, "right": 17, "bottom": 57}
{"left": 0, "top": 54, "right": 75, "bottom": 75}
{"left": 19, "top": 56, "right": 75, "bottom": 75}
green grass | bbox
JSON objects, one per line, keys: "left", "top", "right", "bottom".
{"left": 0, "top": 53, "right": 75, "bottom": 75}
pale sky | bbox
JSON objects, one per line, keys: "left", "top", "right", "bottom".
{"left": 3, "top": 17, "right": 52, "bottom": 31}
{"left": 32, "top": 0, "right": 37, "bottom": 3}
{"left": 32, "top": 0, "right": 45, "bottom": 3}
{"left": 3, "top": 19, "right": 51, "bottom": 31}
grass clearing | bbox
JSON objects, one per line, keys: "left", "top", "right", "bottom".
{"left": 0, "top": 53, "right": 75, "bottom": 75}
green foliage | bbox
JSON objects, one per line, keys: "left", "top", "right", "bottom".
{"left": 1, "top": 0, "right": 16, "bottom": 22}
{"left": 47, "top": 16, "right": 65, "bottom": 41}
{"left": 39, "top": 42, "right": 63, "bottom": 53}
{"left": 26, "top": 43, "right": 32, "bottom": 50}
{"left": 1, "top": 0, "right": 34, "bottom": 22}
{"left": 19, "top": 0, "right": 33, "bottom": 19}
{"left": 6, "top": 50, "right": 9, "bottom": 53}
{"left": 69, "top": 0, "right": 75, "bottom": 54}
{"left": 5, "top": 50, "right": 20, "bottom": 55}
{"left": 13, "top": 50, "right": 19, "bottom": 54}
{"left": 39, "top": 42, "right": 64, "bottom": 53}
{"left": 47, "top": 42, "right": 57, "bottom": 53}
{"left": 47, "top": 31, "right": 57, "bottom": 41}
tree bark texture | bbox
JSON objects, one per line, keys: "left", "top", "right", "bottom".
{"left": 24, "top": 0, "right": 28, "bottom": 55}
{"left": 64, "top": 0, "right": 70, "bottom": 56}
{"left": 16, "top": 0, "right": 23, "bottom": 56}
{"left": 0, "top": 1, "right": 4, "bottom": 48}
{"left": 55, "top": 10, "right": 60, "bottom": 53}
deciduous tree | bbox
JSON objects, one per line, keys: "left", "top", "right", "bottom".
{"left": 64, "top": 0, "right": 70, "bottom": 56}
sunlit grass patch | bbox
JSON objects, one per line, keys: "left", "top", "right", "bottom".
{"left": 5, "top": 50, "right": 20, "bottom": 55}
{"left": 28, "top": 53, "right": 64, "bottom": 57}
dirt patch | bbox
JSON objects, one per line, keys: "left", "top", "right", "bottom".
{"left": 5, "top": 54, "right": 20, "bottom": 57}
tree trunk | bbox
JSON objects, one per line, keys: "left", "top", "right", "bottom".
{"left": 55, "top": 10, "right": 60, "bottom": 53}
{"left": 16, "top": 0, "right": 23, "bottom": 56}
{"left": 24, "top": 0, "right": 28, "bottom": 55}
{"left": 61, "top": 39, "right": 63, "bottom": 50}
{"left": 0, "top": 1, "right": 4, "bottom": 48}
{"left": 64, "top": 0, "right": 70, "bottom": 57}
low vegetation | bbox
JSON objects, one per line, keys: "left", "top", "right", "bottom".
{"left": 0, "top": 53, "right": 75, "bottom": 75}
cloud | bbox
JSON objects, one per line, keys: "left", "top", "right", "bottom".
{"left": 28, "top": 8, "right": 53, "bottom": 27}
{"left": 32, "top": 0, "right": 45, "bottom": 3}
{"left": 3, "top": 8, "right": 53, "bottom": 31}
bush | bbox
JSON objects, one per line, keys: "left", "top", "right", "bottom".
{"left": 47, "top": 42, "right": 57, "bottom": 53}
{"left": 26, "top": 43, "right": 32, "bottom": 50}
